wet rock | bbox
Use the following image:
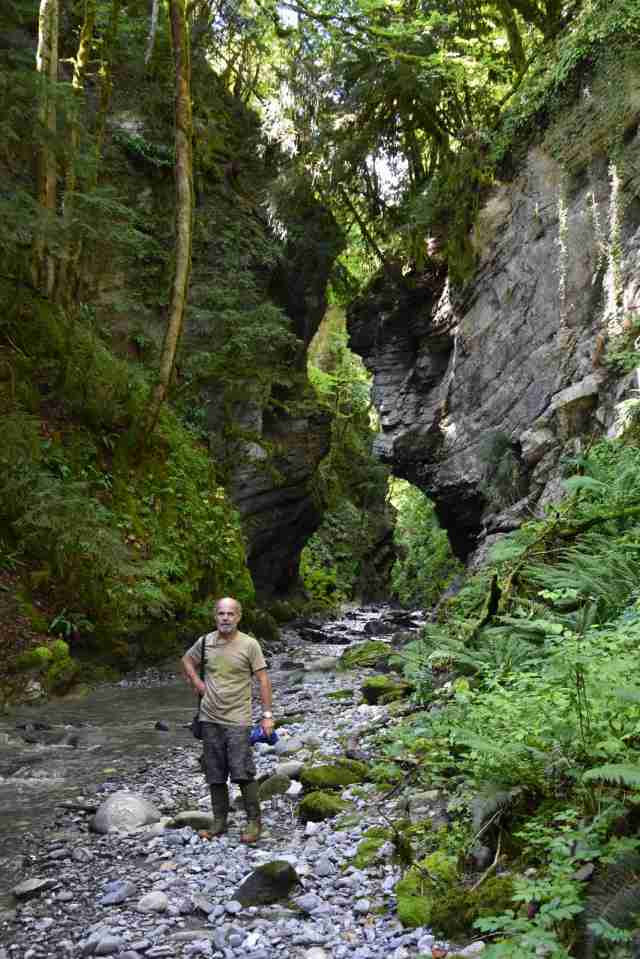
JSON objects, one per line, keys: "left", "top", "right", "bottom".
{"left": 169, "top": 811, "right": 214, "bottom": 830}
{"left": 92, "top": 791, "right": 162, "bottom": 834}
{"left": 275, "top": 761, "right": 303, "bottom": 779}
{"left": 12, "top": 877, "right": 56, "bottom": 900}
{"left": 95, "top": 935, "right": 124, "bottom": 956}
{"left": 363, "top": 621, "right": 390, "bottom": 637}
{"left": 155, "top": 720, "right": 170, "bottom": 731}
{"left": 235, "top": 860, "right": 299, "bottom": 906}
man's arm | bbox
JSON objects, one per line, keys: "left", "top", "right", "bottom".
{"left": 182, "top": 653, "right": 206, "bottom": 697}
{"left": 255, "top": 668, "right": 274, "bottom": 735}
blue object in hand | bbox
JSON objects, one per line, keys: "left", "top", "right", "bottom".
{"left": 250, "top": 724, "right": 278, "bottom": 746}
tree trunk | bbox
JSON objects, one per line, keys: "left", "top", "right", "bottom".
{"left": 33, "top": 0, "right": 59, "bottom": 296}
{"left": 145, "top": 0, "right": 160, "bottom": 65}
{"left": 56, "top": 0, "right": 96, "bottom": 305}
{"left": 94, "top": 0, "right": 121, "bottom": 183}
{"left": 144, "top": 0, "right": 193, "bottom": 437}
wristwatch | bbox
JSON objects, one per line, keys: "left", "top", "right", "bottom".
{"left": 262, "top": 710, "right": 273, "bottom": 718}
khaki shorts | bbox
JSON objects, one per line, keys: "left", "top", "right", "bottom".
{"left": 201, "top": 722, "right": 255, "bottom": 784}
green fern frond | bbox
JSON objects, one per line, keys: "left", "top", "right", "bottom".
{"left": 582, "top": 852, "right": 640, "bottom": 959}
{"left": 582, "top": 764, "right": 640, "bottom": 788}
{"left": 470, "top": 782, "right": 522, "bottom": 832}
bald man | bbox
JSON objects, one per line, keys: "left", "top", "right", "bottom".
{"left": 182, "top": 597, "right": 273, "bottom": 843}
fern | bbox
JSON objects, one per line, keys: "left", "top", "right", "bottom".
{"left": 583, "top": 765, "right": 640, "bottom": 788}
{"left": 581, "top": 852, "right": 640, "bottom": 959}
{"left": 470, "top": 783, "right": 522, "bottom": 833}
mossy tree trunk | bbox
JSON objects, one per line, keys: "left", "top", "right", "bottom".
{"left": 144, "top": 0, "right": 193, "bottom": 437}
{"left": 56, "top": 0, "right": 96, "bottom": 305}
{"left": 33, "top": 0, "right": 59, "bottom": 297}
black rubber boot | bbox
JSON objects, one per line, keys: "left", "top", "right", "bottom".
{"left": 209, "top": 784, "right": 229, "bottom": 836}
{"left": 239, "top": 780, "right": 261, "bottom": 843}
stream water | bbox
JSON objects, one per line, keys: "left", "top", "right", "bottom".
{"left": 0, "top": 604, "right": 424, "bottom": 912}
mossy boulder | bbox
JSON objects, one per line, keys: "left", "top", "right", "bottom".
{"left": 298, "top": 790, "right": 350, "bottom": 822}
{"left": 50, "top": 639, "right": 70, "bottom": 660}
{"left": 352, "top": 826, "right": 391, "bottom": 868}
{"left": 235, "top": 860, "right": 300, "bottom": 906}
{"left": 300, "top": 759, "right": 369, "bottom": 791}
{"left": 43, "top": 655, "right": 80, "bottom": 693}
{"left": 15, "top": 646, "right": 53, "bottom": 672}
{"left": 361, "top": 674, "right": 412, "bottom": 705}
{"left": 337, "top": 641, "right": 391, "bottom": 672}
{"left": 326, "top": 689, "right": 354, "bottom": 701}
{"left": 258, "top": 774, "right": 292, "bottom": 802}
{"left": 396, "top": 852, "right": 513, "bottom": 937}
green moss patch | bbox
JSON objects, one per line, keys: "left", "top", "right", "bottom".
{"left": 352, "top": 826, "right": 391, "bottom": 868}
{"left": 337, "top": 641, "right": 391, "bottom": 672}
{"left": 361, "top": 674, "right": 412, "bottom": 704}
{"left": 326, "top": 688, "right": 354, "bottom": 701}
{"left": 300, "top": 759, "right": 369, "bottom": 790}
{"left": 298, "top": 790, "right": 350, "bottom": 822}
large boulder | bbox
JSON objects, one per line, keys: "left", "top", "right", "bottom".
{"left": 92, "top": 791, "right": 162, "bottom": 834}
{"left": 235, "top": 860, "right": 299, "bottom": 906}
{"left": 300, "top": 759, "right": 369, "bottom": 790}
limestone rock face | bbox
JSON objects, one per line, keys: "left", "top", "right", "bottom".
{"left": 348, "top": 88, "right": 640, "bottom": 559}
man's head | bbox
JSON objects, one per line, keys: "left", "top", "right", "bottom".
{"left": 215, "top": 597, "right": 242, "bottom": 638}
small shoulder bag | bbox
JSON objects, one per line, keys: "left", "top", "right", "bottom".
{"left": 189, "top": 636, "right": 206, "bottom": 740}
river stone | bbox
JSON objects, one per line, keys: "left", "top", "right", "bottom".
{"left": 274, "top": 737, "right": 304, "bottom": 756}
{"left": 95, "top": 935, "right": 123, "bottom": 956}
{"left": 337, "top": 641, "right": 391, "bottom": 671}
{"left": 137, "top": 891, "right": 169, "bottom": 913}
{"left": 12, "top": 877, "right": 56, "bottom": 900}
{"left": 99, "top": 880, "right": 138, "bottom": 905}
{"left": 170, "top": 811, "right": 214, "bottom": 830}
{"left": 276, "top": 761, "right": 303, "bottom": 779}
{"left": 361, "top": 675, "right": 411, "bottom": 705}
{"left": 235, "top": 860, "right": 299, "bottom": 906}
{"left": 300, "top": 760, "right": 368, "bottom": 790}
{"left": 304, "top": 657, "right": 338, "bottom": 672}
{"left": 92, "top": 791, "right": 162, "bottom": 834}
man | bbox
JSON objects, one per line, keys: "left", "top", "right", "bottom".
{"left": 182, "top": 597, "right": 274, "bottom": 843}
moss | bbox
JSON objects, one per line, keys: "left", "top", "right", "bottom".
{"left": 275, "top": 712, "right": 305, "bottom": 728}
{"left": 50, "top": 639, "right": 70, "bottom": 660}
{"left": 395, "top": 858, "right": 514, "bottom": 937}
{"left": 298, "top": 790, "right": 350, "bottom": 822}
{"left": 326, "top": 689, "right": 353, "bottom": 700}
{"left": 361, "top": 674, "right": 411, "bottom": 704}
{"left": 337, "top": 640, "right": 391, "bottom": 672}
{"left": 14, "top": 645, "right": 53, "bottom": 672}
{"left": 300, "top": 760, "right": 369, "bottom": 790}
{"left": 352, "top": 826, "right": 391, "bottom": 868}
{"left": 258, "top": 773, "right": 291, "bottom": 802}
{"left": 43, "top": 655, "right": 80, "bottom": 693}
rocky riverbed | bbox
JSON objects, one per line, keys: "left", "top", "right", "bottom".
{"left": 0, "top": 606, "right": 483, "bottom": 959}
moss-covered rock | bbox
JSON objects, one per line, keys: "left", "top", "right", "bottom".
{"left": 258, "top": 774, "right": 292, "bottom": 802}
{"left": 14, "top": 646, "right": 53, "bottom": 672}
{"left": 361, "top": 674, "right": 412, "bottom": 704}
{"left": 352, "top": 826, "right": 391, "bottom": 868}
{"left": 298, "top": 790, "right": 350, "bottom": 822}
{"left": 326, "top": 688, "right": 354, "bottom": 701}
{"left": 50, "top": 639, "right": 70, "bottom": 660}
{"left": 300, "top": 759, "right": 369, "bottom": 790}
{"left": 395, "top": 852, "right": 514, "bottom": 938}
{"left": 337, "top": 641, "right": 391, "bottom": 672}
{"left": 235, "top": 860, "right": 300, "bottom": 906}
{"left": 43, "top": 655, "right": 80, "bottom": 693}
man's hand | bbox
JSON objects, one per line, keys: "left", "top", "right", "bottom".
{"left": 193, "top": 678, "right": 206, "bottom": 697}
{"left": 261, "top": 716, "right": 275, "bottom": 736}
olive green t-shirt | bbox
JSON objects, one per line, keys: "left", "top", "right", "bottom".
{"left": 186, "top": 630, "right": 266, "bottom": 726}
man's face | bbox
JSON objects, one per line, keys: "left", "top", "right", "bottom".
{"left": 215, "top": 600, "right": 241, "bottom": 635}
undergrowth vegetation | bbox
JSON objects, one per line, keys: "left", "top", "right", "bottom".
{"left": 300, "top": 311, "right": 392, "bottom": 607}
{"left": 382, "top": 437, "right": 640, "bottom": 956}
{"left": 0, "top": 286, "right": 254, "bottom": 676}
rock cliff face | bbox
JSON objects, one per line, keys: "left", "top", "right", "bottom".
{"left": 99, "top": 77, "right": 343, "bottom": 596}
{"left": 349, "top": 69, "right": 640, "bottom": 561}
